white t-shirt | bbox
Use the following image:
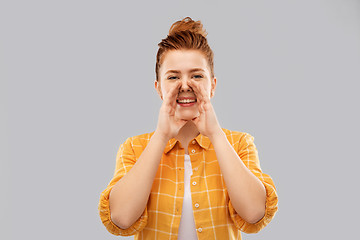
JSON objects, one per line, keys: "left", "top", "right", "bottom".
{"left": 178, "top": 154, "right": 198, "bottom": 239}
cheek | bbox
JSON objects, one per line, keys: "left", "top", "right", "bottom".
{"left": 161, "top": 86, "right": 170, "bottom": 97}
{"left": 201, "top": 84, "right": 212, "bottom": 98}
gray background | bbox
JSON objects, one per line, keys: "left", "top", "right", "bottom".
{"left": 1, "top": 0, "right": 359, "bottom": 239}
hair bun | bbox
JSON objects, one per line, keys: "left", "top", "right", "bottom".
{"left": 168, "top": 17, "right": 207, "bottom": 38}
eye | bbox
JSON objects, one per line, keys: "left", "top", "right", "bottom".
{"left": 193, "top": 74, "right": 203, "bottom": 79}
{"left": 167, "top": 76, "right": 179, "bottom": 80}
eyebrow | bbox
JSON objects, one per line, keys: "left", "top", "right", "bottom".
{"left": 165, "top": 68, "right": 205, "bottom": 75}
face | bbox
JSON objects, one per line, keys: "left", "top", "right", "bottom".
{"left": 155, "top": 49, "right": 217, "bottom": 121}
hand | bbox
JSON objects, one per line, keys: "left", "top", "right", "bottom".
{"left": 155, "top": 82, "right": 189, "bottom": 141}
{"left": 187, "top": 79, "right": 223, "bottom": 139}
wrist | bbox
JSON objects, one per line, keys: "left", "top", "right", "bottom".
{"left": 153, "top": 130, "right": 172, "bottom": 144}
{"left": 208, "top": 128, "right": 226, "bottom": 143}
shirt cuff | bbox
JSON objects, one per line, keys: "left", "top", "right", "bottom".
{"left": 228, "top": 180, "right": 278, "bottom": 233}
{"left": 98, "top": 186, "right": 148, "bottom": 236}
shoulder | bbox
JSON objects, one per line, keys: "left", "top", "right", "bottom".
{"left": 124, "top": 131, "right": 155, "bottom": 149}
{"left": 221, "top": 128, "right": 255, "bottom": 144}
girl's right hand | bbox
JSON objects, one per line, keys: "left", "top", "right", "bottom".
{"left": 155, "top": 82, "right": 188, "bottom": 141}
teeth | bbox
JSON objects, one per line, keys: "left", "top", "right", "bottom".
{"left": 177, "top": 99, "right": 196, "bottom": 104}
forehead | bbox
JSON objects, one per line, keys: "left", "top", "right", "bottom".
{"left": 160, "top": 50, "right": 208, "bottom": 74}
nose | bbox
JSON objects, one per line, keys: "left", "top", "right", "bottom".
{"left": 179, "top": 79, "right": 192, "bottom": 92}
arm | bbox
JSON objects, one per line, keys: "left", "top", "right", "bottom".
{"left": 209, "top": 132, "right": 266, "bottom": 224}
{"left": 109, "top": 132, "right": 168, "bottom": 229}
{"left": 109, "top": 81, "right": 187, "bottom": 229}
{"left": 188, "top": 79, "right": 277, "bottom": 230}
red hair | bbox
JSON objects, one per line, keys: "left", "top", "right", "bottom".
{"left": 155, "top": 17, "right": 214, "bottom": 81}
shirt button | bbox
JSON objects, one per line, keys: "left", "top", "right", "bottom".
{"left": 192, "top": 181, "right": 197, "bottom": 186}
{"left": 194, "top": 167, "right": 198, "bottom": 171}
{"left": 195, "top": 203, "right": 199, "bottom": 208}
{"left": 192, "top": 140, "right": 196, "bottom": 144}
{"left": 197, "top": 227, "right": 202, "bottom": 233}
{"left": 191, "top": 149, "right": 196, "bottom": 153}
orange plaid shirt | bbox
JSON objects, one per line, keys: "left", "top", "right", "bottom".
{"left": 98, "top": 128, "right": 278, "bottom": 239}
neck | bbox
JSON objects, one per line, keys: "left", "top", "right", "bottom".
{"left": 175, "top": 121, "right": 200, "bottom": 152}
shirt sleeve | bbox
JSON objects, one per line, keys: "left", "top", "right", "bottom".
{"left": 228, "top": 133, "right": 278, "bottom": 234}
{"left": 98, "top": 137, "right": 148, "bottom": 236}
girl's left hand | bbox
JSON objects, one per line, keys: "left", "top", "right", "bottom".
{"left": 187, "top": 79, "right": 223, "bottom": 139}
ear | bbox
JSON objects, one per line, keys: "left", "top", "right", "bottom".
{"left": 155, "top": 80, "right": 163, "bottom": 100}
{"left": 210, "top": 77, "right": 217, "bottom": 98}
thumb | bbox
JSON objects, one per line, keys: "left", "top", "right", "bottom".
{"left": 177, "top": 118, "right": 189, "bottom": 127}
{"left": 191, "top": 116, "right": 200, "bottom": 126}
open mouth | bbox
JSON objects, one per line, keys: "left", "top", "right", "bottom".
{"left": 176, "top": 98, "right": 197, "bottom": 104}
{"left": 176, "top": 97, "right": 197, "bottom": 106}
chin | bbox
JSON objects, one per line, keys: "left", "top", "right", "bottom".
{"left": 175, "top": 109, "right": 199, "bottom": 121}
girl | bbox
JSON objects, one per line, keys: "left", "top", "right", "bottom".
{"left": 99, "top": 17, "right": 278, "bottom": 240}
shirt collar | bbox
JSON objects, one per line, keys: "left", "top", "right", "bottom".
{"left": 164, "top": 133, "right": 212, "bottom": 154}
{"left": 164, "top": 137, "right": 178, "bottom": 154}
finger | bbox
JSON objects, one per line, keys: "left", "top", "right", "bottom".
{"left": 186, "top": 79, "right": 200, "bottom": 96}
{"left": 163, "top": 82, "right": 181, "bottom": 107}
{"left": 187, "top": 80, "right": 208, "bottom": 115}
{"left": 187, "top": 79, "right": 209, "bottom": 104}
{"left": 199, "top": 102, "right": 205, "bottom": 113}
{"left": 186, "top": 80, "right": 203, "bottom": 104}
{"left": 197, "top": 83, "right": 211, "bottom": 103}
{"left": 162, "top": 82, "right": 181, "bottom": 116}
